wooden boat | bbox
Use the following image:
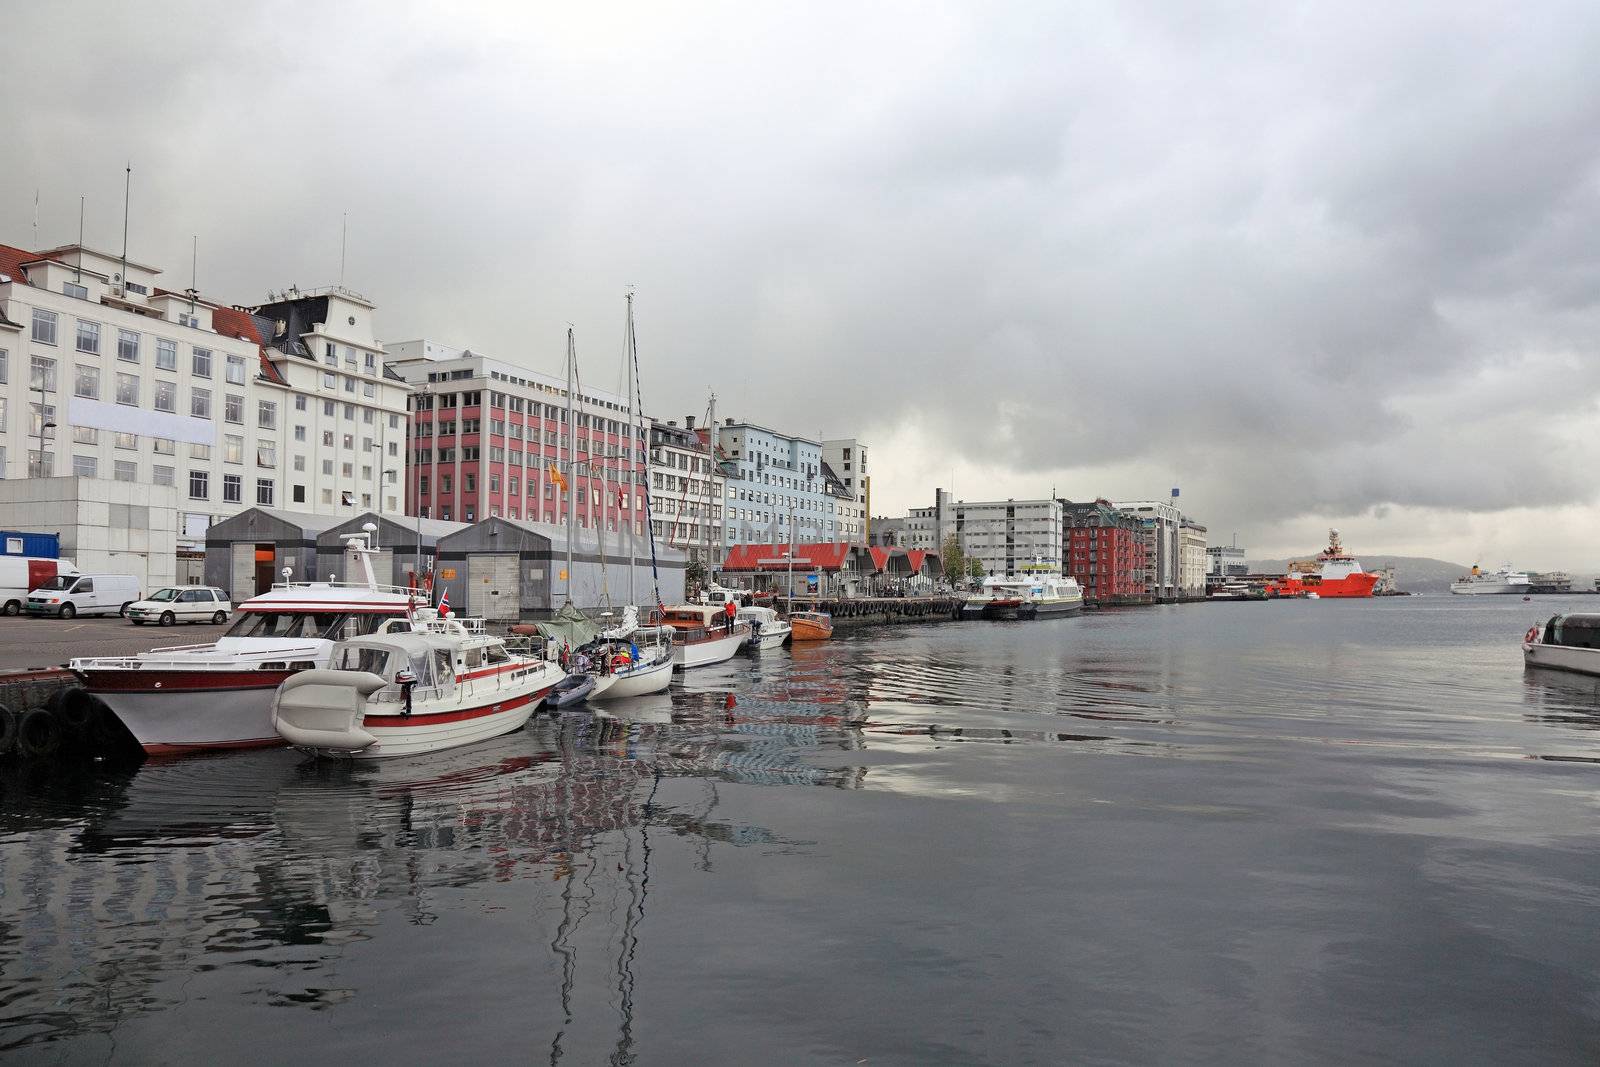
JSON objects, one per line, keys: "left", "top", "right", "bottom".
{"left": 788, "top": 610, "right": 834, "bottom": 641}
{"left": 656, "top": 604, "right": 751, "bottom": 668}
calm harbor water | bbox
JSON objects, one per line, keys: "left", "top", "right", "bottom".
{"left": 3, "top": 596, "right": 1600, "bottom": 1064}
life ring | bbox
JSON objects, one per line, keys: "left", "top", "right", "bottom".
{"left": 1525, "top": 625, "right": 1539, "bottom": 644}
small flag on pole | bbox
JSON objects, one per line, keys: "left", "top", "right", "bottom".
{"left": 438, "top": 587, "right": 450, "bottom": 615}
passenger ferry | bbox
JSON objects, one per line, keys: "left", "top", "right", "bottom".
{"left": 1451, "top": 564, "right": 1532, "bottom": 596}
{"left": 71, "top": 526, "right": 415, "bottom": 755}
{"left": 962, "top": 573, "right": 1084, "bottom": 619}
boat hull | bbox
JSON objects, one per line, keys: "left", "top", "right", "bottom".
{"left": 1523, "top": 642, "right": 1600, "bottom": 677}
{"left": 1031, "top": 597, "right": 1084, "bottom": 617}
{"left": 1453, "top": 582, "right": 1531, "bottom": 595}
{"left": 789, "top": 617, "right": 833, "bottom": 641}
{"left": 350, "top": 688, "right": 548, "bottom": 759}
{"left": 590, "top": 656, "right": 674, "bottom": 699}
{"left": 751, "top": 627, "right": 790, "bottom": 650}
{"left": 81, "top": 670, "right": 293, "bottom": 755}
{"left": 673, "top": 629, "right": 748, "bottom": 669}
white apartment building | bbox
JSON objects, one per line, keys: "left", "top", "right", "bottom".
{"left": 1179, "top": 518, "right": 1208, "bottom": 599}
{"left": 1113, "top": 497, "right": 1186, "bottom": 601}
{"left": 0, "top": 240, "right": 410, "bottom": 555}
{"left": 822, "top": 437, "right": 869, "bottom": 542}
{"left": 717, "top": 420, "right": 862, "bottom": 545}
{"left": 949, "top": 497, "right": 1063, "bottom": 576}
{"left": 649, "top": 416, "right": 725, "bottom": 568}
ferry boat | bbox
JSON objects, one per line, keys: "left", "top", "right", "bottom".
{"left": 270, "top": 614, "right": 563, "bottom": 759}
{"left": 656, "top": 604, "right": 752, "bottom": 669}
{"left": 1262, "top": 530, "right": 1379, "bottom": 599}
{"left": 962, "top": 574, "right": 1085, "bottom": 619}
{"left": 737, "top": 605, "right": 792, "bottom": 650}
{"left": 1451, "top": 564, "right": 1532, "bottom": 596}
{"left": 1523, "top": 613, "right": 1600, "bottom": 677}
{"left": 71, "top": 526, "right": 416, "bottom": 755}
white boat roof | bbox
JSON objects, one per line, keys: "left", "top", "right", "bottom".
{"left": 240, "top": 582, "right": 413, "bottom": 611}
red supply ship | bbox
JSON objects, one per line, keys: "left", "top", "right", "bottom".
{"left": 1264, "top": 529, "right": 1380, "bottom": 599}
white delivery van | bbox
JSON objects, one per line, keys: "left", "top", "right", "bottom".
{"left": 25, "top": 573, "right": 141, "bottom": 619}
{"left": 0, "top": 556, "right": 80, "bottom": 616}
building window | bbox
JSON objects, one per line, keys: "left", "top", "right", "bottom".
{"left": 256, "top": 479, "right": 274, "bottom": 506}
{"left": 189, "top": 470, "right": 209, "bottom": 499}
{"left": 344, "top": 404, "right": 354, "bottom": 421}
{"left": 73, "top": 425, "right": 98, "bottom": 445}
{"left": 114, "top": 432, "right": 136, "bottom": 450}
{"left": 115, "top": 329, "right": 139, "bottom": 362}
{"left": 192, "top": 348, "right": 212, "bottom": 377}
{"left": 190, "top": 442, "right": 210, "bottom": 460}
{"left": 293, "top": 455, "right": 305, "bottom": 472}
{"left": 156, "top": 338, "right": 177, "bottom": 370}
{"left": 224, "top": 394, "right": 243, "bottom": 423}
{"left": 74, "top": 364, "right": 100, "bottom": 399}
{"left": 293, "top": 484, "right": 306, "bottom": 503}
{"left": 225, "top": 354, "right": 246, "bottom": 385}
{"left": 154, "top": 437, "right": 175, "bottom": 455}
{"left": 257, "top": 441, "right": 276, "bottom": 467}
{"left": 115, "top": 373, "right": 138, "bottom": 406}
{"left": 259, "top": 400, "right": 277, "bottom": 429}
{"left": 75, "top": 321, "right": 100, "bottom": 354}
{"left": 63, "top": 281, "right": 88, "bottom": 299}
{"left": 343, "top": 376, "right": 355, "bottom": 393}
{"left": 30, "top": 355, "right": 57, "bottom": 391}
{"left": 191, "top": 387, "right": 211, "bottom": 419}
{"left": 113, "top": 460, "right": 137, "bottom": 483}
{"left": 32, "top": 309, "right": 58, "bottom": 345}
{"left": 222, "top": 473, "right": 242, "bottom": 502}
{"left": 153, "top": 464, "right": 174, "bottom": 487}
{"left": 224, "top": 435, "right": 243, "bottom": 464}
{"left": 321, "top": 459, "right": 333, "bottom": 476}
{"left": 294, "top": 425, "right": 306, "bottom": 442}
{"left": 72, "top": 455, "right": 97, "bottom": 478}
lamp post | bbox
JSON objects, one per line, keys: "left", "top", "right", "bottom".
{"left": 31, "top": 383, "right": 54, "bottom": 478}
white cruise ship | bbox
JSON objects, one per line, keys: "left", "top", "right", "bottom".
{"left": 1450, "top": 564, "right": 1532, "bottom": 596}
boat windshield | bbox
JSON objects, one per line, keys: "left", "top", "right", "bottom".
{"left": 224, "top": 611, "right": 393, "bottom": 640}
{"left": 336, "top": 646, "right": 392, "bottom": 675}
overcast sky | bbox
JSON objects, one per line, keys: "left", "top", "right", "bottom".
{"left": 4, "top": 2, "right": 1599, "bottom": 567}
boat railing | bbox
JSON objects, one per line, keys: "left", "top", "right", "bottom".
{"left": 71, "top": 643, "right": 323, "bottom": 670}
{"left": 268, "top": 579, "right": 420, "bottom": 597}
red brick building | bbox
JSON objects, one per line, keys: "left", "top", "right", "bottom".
{"left": 1062, "top": 499, "right": 1148, "bottom": 605}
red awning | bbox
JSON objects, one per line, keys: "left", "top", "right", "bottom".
{"left": 867, "top": 546, "right": 891, "bottom": 573}
{"left": 906, "top": 549, "right": 928, "bottom": 574}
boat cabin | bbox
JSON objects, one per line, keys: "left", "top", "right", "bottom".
{"left": 1540, "top": 614, "right": 1600, "bottom": 650}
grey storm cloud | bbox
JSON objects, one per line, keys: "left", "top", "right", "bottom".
{"left": 4, "top": 0, "right": 1600, "bottom": 549}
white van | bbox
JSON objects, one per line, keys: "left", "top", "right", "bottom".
{"left": 25, "top": 573, "right": 141, "bottom": 619}
{"left": 0, "top": 556, "right": 80, "bottom": 616}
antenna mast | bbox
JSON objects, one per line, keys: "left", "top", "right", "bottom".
{"left": 120, "top": 163, "right": 130, "bottom": 287}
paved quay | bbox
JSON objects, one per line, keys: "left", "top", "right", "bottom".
{"left": 0, "top": 616, "right": 223, "bottom": 673}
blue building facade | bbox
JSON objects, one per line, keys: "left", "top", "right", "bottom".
{"left": 714, "top": 421, "right": 854, "bottom": 545}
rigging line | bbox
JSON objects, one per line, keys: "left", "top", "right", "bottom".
{"left": 610, "top": 767, "right": 660, "bottom": 1067}
{"left": 630, "top": 315, "right": 665, "bottom": 611}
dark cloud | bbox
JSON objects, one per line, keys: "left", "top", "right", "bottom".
{"left": 3, "top": 1, "right": 1600, "bottom": 561}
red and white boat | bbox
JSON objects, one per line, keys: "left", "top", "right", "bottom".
{"left": 1263, "top": 529, "right": 1380, "bottom": 599}
{"left": 270, "top": 615, "right": 563, "bottom": 759}
{"left": 70, "top": 527, "right": 417, "bottom": 755}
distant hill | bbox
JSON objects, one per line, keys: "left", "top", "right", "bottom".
{"left": 1246, "top": 555, "right": 1472, "bottom": 594}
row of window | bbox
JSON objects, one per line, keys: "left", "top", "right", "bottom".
{"left": 32, "top": 310, "right": 240, "bottom": 378}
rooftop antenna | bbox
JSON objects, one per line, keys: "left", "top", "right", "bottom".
{"left": 187, "top": 235, "right": 198, "bottom": 312}
{"left": 75, "top": 196, "right": 84, "bottom": 282}
{"left": 339, "top": 212, "right": 347, "bottom": 288}
{"left": 32, "top": 189, "right": 39, "bottom": 249}
{"left": 120, "top": 163, "right": 131, "bottom": 288}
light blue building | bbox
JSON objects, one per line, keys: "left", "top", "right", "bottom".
{"left": 714, "top": 420, "right": 860, "bottom": 545}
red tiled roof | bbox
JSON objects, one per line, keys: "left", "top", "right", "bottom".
{"left": 0, "top": 243, "right": 36, "bottom": 286}
{"left": 867, "top": 546, "right": 890, "bottom": 572}
{"left": 208, "top": 304, "right": 285, "bottom": 386}
{"left": 721, "top": 542, "right": 852, "bottom": 572}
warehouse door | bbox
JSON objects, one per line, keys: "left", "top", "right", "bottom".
{"left": 468, "top": 553, "right": 520, "bottom": 622}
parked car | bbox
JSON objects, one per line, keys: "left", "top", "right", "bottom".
{"left": 0, "top": 556, "right": 80, "bottom": 616}
{"left": 126, "top": 586, "right": 233, "bottom": 626}
{"left": 25, "top": 574, "right": 141, "bottom": 619}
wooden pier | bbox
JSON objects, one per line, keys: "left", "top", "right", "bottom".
{"left": 776, "top": 596, "right": 964, "bottom": 630}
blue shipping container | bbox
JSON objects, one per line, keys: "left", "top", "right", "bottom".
{"left": 0, "top": 531, "right": 60, "bottom": 558}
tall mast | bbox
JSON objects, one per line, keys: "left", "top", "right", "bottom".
{"left": 787, "top": 498, "right": 796, "bottom": 613}
{"left": 704, "top": 392, "right": 716, "bottom": 573}
{"left": 565, "top": 327, "right": 576, "bottom": 606}
{"left": 625, "top": 292, "right": 637, "bottom": 608}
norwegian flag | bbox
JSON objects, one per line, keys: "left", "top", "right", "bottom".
{"left": 437, "top": 587, "right": 450, "bottom": 616}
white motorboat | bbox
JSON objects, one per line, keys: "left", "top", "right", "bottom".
{"left": 71, "top": 526, "right": 418, "bottom": 756}
{"left": 962, "top": 573, "right": 1084, "bottom": 619}
{"left": 271, "top": 614, "right": 563, "bottom": 759}
{"left": 656, "top": 604, "right": 752, "bottom": 669}
{"left": 1452, "top": 564, "right": 1532, "bottom": 595}
{"left": 1523, "top": 614, "right": 1600, "bottom": 677}
{"left": 737, "top": 605, "right": 791, "bottom": 650}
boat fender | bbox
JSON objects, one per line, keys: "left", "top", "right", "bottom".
{"left": 49, "top": 687, "right": 99, "bottom": 735}
{"left": 0, "top": 703, "right": 16, "bottom": 755}
{"left": 16, "top": 708, "right": 61, "bottom": 760}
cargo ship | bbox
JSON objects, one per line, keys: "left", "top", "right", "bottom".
{"left": 1263, "top": 530, "right": 1380, "bottom": 599}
